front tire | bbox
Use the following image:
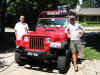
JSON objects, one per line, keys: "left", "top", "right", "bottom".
{"left": 15, "top": 52, "right": 26, "bottom": 66}
{"left": 57, "top": 56, "right": 69, "bottom": 74}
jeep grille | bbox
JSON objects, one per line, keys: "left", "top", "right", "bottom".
{"left": 30, "top": 36, "right": 44, "bottom": 49}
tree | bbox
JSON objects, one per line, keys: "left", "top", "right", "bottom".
{"left": 0, "top": 0, "right": 16, "bottom": 32}
{"left": 0, "top": 0, "right": 78, "bottom": 31}
{"left": 95, "top": 0, "right": 100, "bottom": 7}
{"left": 0, "top": 0, "right": 7, "bottom": 32}
{"left": 0, "top": 0, "right": 59, "bottom": 31}
{"left": 57, "top": 0, "right": 78, "bottom": 8}
{"left": 81, "top": 0, "right": 95, "bottom": 8}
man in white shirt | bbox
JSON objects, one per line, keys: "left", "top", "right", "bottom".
{"left": 65, "top": 16, "right": 84, "bottom": 72}
{"left": 14, "top": 16, "right": 29, "bottom": 40}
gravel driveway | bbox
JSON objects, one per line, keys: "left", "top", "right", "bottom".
{"left": 0, "top": 52, "right": 100, "bottom": 75}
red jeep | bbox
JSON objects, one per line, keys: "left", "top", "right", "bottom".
{"left": 15, "top": 10, "right": 72, "bottom": 73}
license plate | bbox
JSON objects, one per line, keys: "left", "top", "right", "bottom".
{"left": 27, "top": 52, "right": 38, "bottom": 56}
{"left": 27, "top": 52, "right": 33, "bottom": 56}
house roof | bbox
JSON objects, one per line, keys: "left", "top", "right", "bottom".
{"left": 72, "top": 8, "right": 100, "bottom": 16}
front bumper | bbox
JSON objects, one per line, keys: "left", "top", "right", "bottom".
{"left": 15, "top": 41, "right": 68, "bottom": 58}
{"left": 16, "top": 48, "right": 56, "bottom": 59}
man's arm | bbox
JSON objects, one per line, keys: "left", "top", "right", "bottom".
{"left": 14, "top": 23, "right": 18, "bottom": 39}
{"left": 65, "top": 32, "right": 70, "bottom": 38}
{"left": 78, "top": 24, "right": 85, "bottom": 38}
{"left": 15, "top": 31, "right": 18, "bottom": 40}
{"left": 65, "top": 25, "right": 70, "bottom": 38}
{"left": 26, "top": 24, "right": 29, "bottom": 32}
{"left": 79, "top": 24, "right": 85, "bottom": 32}
{"left": 78, "top": 30, "right": 84, "bottom": 38}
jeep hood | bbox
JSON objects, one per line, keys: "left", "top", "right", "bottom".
{"left": 27, "top": 27, "right": 66, "bottom": 40}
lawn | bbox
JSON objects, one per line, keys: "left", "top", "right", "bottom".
{"left": 82, "top": 32, "right": 100, "bottom": 60}
{"left": 80, "top": 22, "right": 100, "bottom": 27}
{"left": 84, "top": 47, "right": 100, "bottom": 59}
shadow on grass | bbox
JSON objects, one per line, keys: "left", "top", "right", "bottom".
{"left": 84, "top": 32, "right": 100, "bottom": 52}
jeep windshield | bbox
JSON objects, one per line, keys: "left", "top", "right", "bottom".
{"left": 38, "top": 18, "right": 69, "bottom": 28}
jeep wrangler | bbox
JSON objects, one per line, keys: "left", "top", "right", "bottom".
{"left": 15, "top": 8, "right": 72, "bottom": 73}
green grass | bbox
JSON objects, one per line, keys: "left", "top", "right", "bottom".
{"left": 84, "top": 47, "right": 100, "bottom": 59}
{"left": 80, "top": 22, "right": 100, "bottom": 27}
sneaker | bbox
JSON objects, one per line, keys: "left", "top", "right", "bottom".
{"left": 74, "top": 67, "right": 78, "bottom": 72}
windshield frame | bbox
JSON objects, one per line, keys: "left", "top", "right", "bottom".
{"left": 37, "top": 18, "right": 69, "bottom": 28}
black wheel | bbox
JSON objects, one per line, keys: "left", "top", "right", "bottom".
{"left": 57, "top": 56, "right": 70, "bottom": 74}
{"left": 15, "top": 52, "right": 26, "bottom": 66}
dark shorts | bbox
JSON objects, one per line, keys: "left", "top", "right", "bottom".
{"left": 70, "top": 40, "right": 81, "bottom": 52}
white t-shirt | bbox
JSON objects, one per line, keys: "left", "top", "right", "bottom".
{"left": 65, "top": 23, "right": 84, "bottom": 40}
{"left": 14, "top": 22, "right": 29, "bottom": 40}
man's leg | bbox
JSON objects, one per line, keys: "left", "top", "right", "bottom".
{"left": 70, "top": 40, "right": 78, "bottom": 71}
{"left": 73, "top": 40, "right": 81, "bottom": 71}
{"left": 76, "top": 51, "right": 79, "bottom": 59}
{"left": 72, "top": 51, "right": 78, "bottom": 68}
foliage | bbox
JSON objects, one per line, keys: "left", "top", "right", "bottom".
{"left": 95, "top": 0, "right": 100, "bottom": 7}
{"left": 58, "top": 0, "right": 78, "bottom": 8}
{"left": 0, "top": 0, "right": 59, "bottom": 30}
{"left": 0, "top": 0, "right": 83, "bottom": 31}
{"left": 81, "top": 0, "right": 92, "bottom": 8}
{"left": 81, "top": 0, "right": 100, "bottom": 8}
{"left": 0, "top": 0, "right": 99, "bottom": 31}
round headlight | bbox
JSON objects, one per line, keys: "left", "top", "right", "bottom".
{"left": 45, "top": 38, "right": 51, "bottom": 43}
{"left": 24, "top": 37, "right": 29, "bottom": 42}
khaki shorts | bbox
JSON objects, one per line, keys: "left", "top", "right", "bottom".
{"left": 70, "top": 40, "right": 81, "bottom": 52}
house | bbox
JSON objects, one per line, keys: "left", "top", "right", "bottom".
{"left": 75, "top": 8, "right": 100, "bottom": 24}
